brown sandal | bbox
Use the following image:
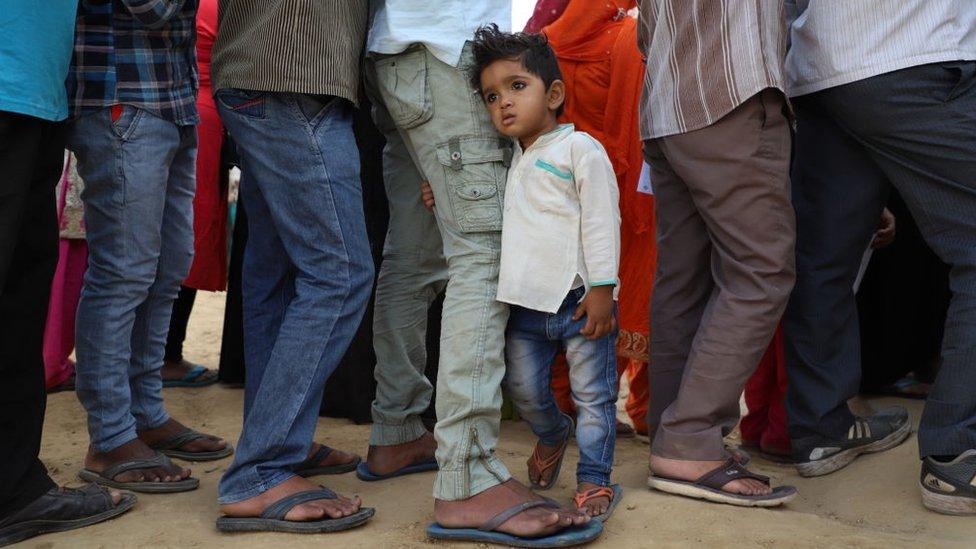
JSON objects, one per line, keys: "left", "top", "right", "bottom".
{"left": 527, "top": 413, "right": 574, "bottom": 491}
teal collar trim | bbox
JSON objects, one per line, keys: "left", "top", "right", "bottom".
{"left": 535, "top": 159, "right": 573, "bottom": 180}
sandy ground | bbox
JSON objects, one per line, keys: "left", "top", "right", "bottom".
{"left": 28, "top": 291, "right": 976, "bottom": 548}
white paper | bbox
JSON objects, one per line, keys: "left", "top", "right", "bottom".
{"left": 637, "top": 161, "right": 653, "bottom": 195}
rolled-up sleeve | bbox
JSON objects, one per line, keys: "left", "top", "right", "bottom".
{"left": 121, "top": 0, "right": 187, "bottom": 28}
{"left": 576, "top": 148, "right": 621, "bottom": 289}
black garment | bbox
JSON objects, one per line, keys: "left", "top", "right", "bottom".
{"left": 785, "top": 61, "right": 976, "bottom": 458}
{"left": 218, "top": 139, "right": 246, "bottom": 385}
{"left": 857, "top": 192, "right": 950, "bottom": 392}
{"left": 164, "top": 285, "right": 197, "bottom": 363}
{"left": 0, "top": 112, "right": 65, "bottom": 518}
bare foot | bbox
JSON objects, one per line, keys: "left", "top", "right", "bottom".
{"left": 575, "top": 482, "right": 611, "bottom": 517}
{"left": 138, "top": 418, "right": 228, "bottom": 455}
{"left": 527, "top": 437, "right": 568, "bottom": 488}
{"left": 365, "top": 431, "right": 436, "bottom": 475}
{"left": 161, "top": 359, "right": 215, "bottom": 382}
{"left": 434, "top": 479, "right": 588, "bottom": 539}
{"left": 86, "top": 439, "right": 191, "bottom": 483}
{"left": 649, "top": 454, "right": 771, "bottom": 496}
{"left": 308, "top": 442, "right": 360, "bottom": 467}
{"left": 220, "top": 475, "right": 361, "bottom": 521}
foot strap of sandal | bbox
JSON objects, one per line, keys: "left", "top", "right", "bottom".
{"left": 696, "top": 457, "right": 769, "bottom": 491}
{"left": 261, "top": 489, "right": 338, "bottom": 520}
{"left": 150, "top": 429, "right": 208, "bottom": 451}
{"left": 479, "top": 500, "right": 552, "bottom": 532}
{"left": 573, "top": 486, "right": 615, "bottom": 509}
{"left": 101, "top": 452, "right": 175, "bottom": 480}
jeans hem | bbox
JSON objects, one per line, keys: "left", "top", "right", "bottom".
{"left": 368, "top": 418, "right": 428, "bottom": 446}
{"left": 433, "top": 458, "right": 512, "bottom": 501}
{"left": 576, "top": 474, "right": 612, "bottom": 487}
{"left": 135, "top": 412, "right": 171, "bottom": 433}
{"left": 91, "top": 429, "right": 140, "bottom": 454}
{"left": 217, "top": 470, "right": 296, "bottom": 505}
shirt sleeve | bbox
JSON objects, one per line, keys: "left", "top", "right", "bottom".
{"left": 575, "top": 144, "right": 621, "bottom": 289}
{"left": 121, "top": 0, "right": 188, "bottom": 28}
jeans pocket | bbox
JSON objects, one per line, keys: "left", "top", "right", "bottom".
{"left": 215, "top": 88, "right": 267, "bottom": 118}
{"left": 942, "top": 61, "right": 976, "bottom": 103}
{"left": 373, "top": 49, "right": 433, "bottom": 130}
{"left": 436, "top": 136, "right": 508, "bottom": 233}
{"left": 110, "top": 105, "right": 145, "bottom": 140}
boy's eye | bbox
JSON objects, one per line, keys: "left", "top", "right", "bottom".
{"left": 485, "top": 92, "right": 498, "bottom": 103}
{"left": 512, "top": 81, "right": 526, "bottom": 90}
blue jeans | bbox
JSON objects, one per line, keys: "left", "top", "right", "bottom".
{"left": 214, "top": 90, "right": 374, "bottom": 504}
{"left": 69, "top": 106, "right": 195, "bottom": 451}
{"left": 503, "top": 287, "right": 618, "bottom": 486}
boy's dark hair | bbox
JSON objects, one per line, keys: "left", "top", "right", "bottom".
{"left": 470, "top": 24, "right": 565, "bottom": 117}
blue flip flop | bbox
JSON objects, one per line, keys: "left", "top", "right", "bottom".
{"left": 355, "top": 458, "right": 438, "bottom": 481}
{"left": 163, "top": 364, "right": 218, "bottom": 388}
{"left": 426, "top": 501, "right": 604, "bottom": 548}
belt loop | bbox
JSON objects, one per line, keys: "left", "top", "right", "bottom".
{"left": 449, "top": 137, "right": 462, "bottom": 171}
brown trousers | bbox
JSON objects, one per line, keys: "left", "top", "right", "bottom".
{"left": 644, "top": 89, "right": 796, "bottom": 461}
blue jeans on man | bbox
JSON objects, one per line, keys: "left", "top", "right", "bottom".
{"left": 503, "top": 287, "right": 618, "bottom": 487}
{"left": 69, "top": 107, "right": 196, "bottom": 451}
{"left": 214, "top": 91, "right": 374, "bottom": 504}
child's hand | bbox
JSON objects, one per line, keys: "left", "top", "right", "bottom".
{"left": 573, "top": 286, "right": 616, "bottom": 340}
{"left": 871, "top": 207, "right": 896, "bottom": 249}
{"left": 420, "top": 180, "right": 435, "bottom": 211}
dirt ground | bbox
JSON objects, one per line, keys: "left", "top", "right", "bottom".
{"left": 29, "top": 291, "right": 976, "bottom": 548}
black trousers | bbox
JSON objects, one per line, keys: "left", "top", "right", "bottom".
{"left": 0, "top": 112, "right": 64, "bottom": 517}
{"left": 785, "top": 61, "right": 976, "bottom": 458}
{"left": 165, "top": 285, "right": 197, "bottom": 363}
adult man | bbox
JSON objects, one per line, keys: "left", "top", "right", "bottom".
{"left": 363, "top": 0, "right": 588, "bottom": 540}
{"left": 0, "top": 2, "right": 134, "bottom": 545}
{"left": 638, "top": 1, "right": 798, "bottom": 506}
{"left": 211, "top": 0, "right": 376, "bottom": 533}
{"left": 67, "top": 0, "right": 230, "bottom": 494}
{"left": 782, "top": 0, "right": 976, "bottom": 514}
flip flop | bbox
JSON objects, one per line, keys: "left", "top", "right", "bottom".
{"left": 216, "top": 489, "right": 375, "bottom": 533}
{"left": 426, "top": 500, "right": 604, "bottom": 548}
{"left": 162, "top": 364, "right": 218, "bottom": 388}
{"left": 355, "top": 458, "right": 438, "bottom": 481}
{"left": 0, "top": 485, "right": 136, "bottom": 547}
{"left": 574, "top": 484, "right": 623, "bottom": 523}
{"left": 294, "top": 445, "right": 361, "bottom": 477}
{"left": 148, "top": 429, "right": 234, "bottom": 461}
{"left": 78, "top": 452, "right": 199, "bottom": 493}
{"left": 528, "top": 413, "right": 574, "bottom": 491}
{"left": 647, "top": 457, "right": 797, "bottom": 507}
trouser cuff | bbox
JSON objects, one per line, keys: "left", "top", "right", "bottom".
{"left": 432, "top": 455, "right": 511, "bottom": 501}
{"left": 369, "top": 417, "right": 429, "bottom": 446}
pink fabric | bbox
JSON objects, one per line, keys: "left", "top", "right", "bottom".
{"left": 42, "top": 238, "right": 87, "bottom": 389}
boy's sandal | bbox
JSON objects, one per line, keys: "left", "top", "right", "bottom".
{"left": 426, "top": 500, "right": 604, "bottom": 548}
{"left": 216, "top": 488, "right": 375, "bottom": 533}
{"left": 647, "top": 457, "right": 797, "bottom": 508}
{"left": 528, "top": 413, "right": 574, "bottom": 491}
{"left": 293, "top": 444, "right": 361, "bottom": 477}
{"left": 78, "top": 452, "right": 199, "bottom": 493}
{"left": 573, "top": 484, "right": 623, "bottom": 523}
{"left": 148, "top": 429, "right": 234, "bottom": 461}
{"left": 0, "top": 484, "right": 136, "bottom": 547}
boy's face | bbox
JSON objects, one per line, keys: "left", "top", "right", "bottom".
{"left": 479, "top": 58, "right": 560, "bottom": 145}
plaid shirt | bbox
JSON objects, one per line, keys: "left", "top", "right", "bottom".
{"left": 68, "top": 0, "right": 199, "bottom": 126}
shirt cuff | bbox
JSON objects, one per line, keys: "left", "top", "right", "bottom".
{"left": 589, "top": 278, "right": 618, "bottom": 287}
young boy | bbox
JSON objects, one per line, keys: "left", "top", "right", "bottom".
{"left": 472, "top": 25, "right": 623, "bottom": 520}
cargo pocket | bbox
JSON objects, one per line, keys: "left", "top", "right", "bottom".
{"left": 436, "top": 136, "right": 508, "bottom": 233}
{"left": 373, "top": 49, "right": 433, "bottom": 130}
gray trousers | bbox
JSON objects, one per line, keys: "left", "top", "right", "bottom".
{"left": 644, "top": 90, "right": 796, "bottom": 460}
{"left": 785, "top": 61, "right": 976, "bottom": 458}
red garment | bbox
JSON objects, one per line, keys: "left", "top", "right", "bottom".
{"left": 183, "top": 0, "right": 227, "bottom": 291}
{"left": 523, "top": 0, "right": 571, "bottom": 33}
{"left": 740, "top": 327, "right": 792, "bottom": 455}
{"left": 542, "top": 1, "right": 653, "bottom": 432}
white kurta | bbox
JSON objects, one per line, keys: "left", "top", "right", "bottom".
{"left": 496, "top": 124, "right": 621, "bottom": 314}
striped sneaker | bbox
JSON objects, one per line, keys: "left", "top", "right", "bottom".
{"left": 920, "top": 450, "right": 976, "bottom": 515}
{"left": 793, "top": 406, "right": 911, "bottom": 477}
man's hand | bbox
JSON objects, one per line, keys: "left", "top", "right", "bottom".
{"left": 573, "top": 286, "right": 616, "bottom": 340}
{"left": 871, "top": 208, "right": 896, "bottom": 249}
{"left": 420, "top": 180, "right": 435, "bottom": 211}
